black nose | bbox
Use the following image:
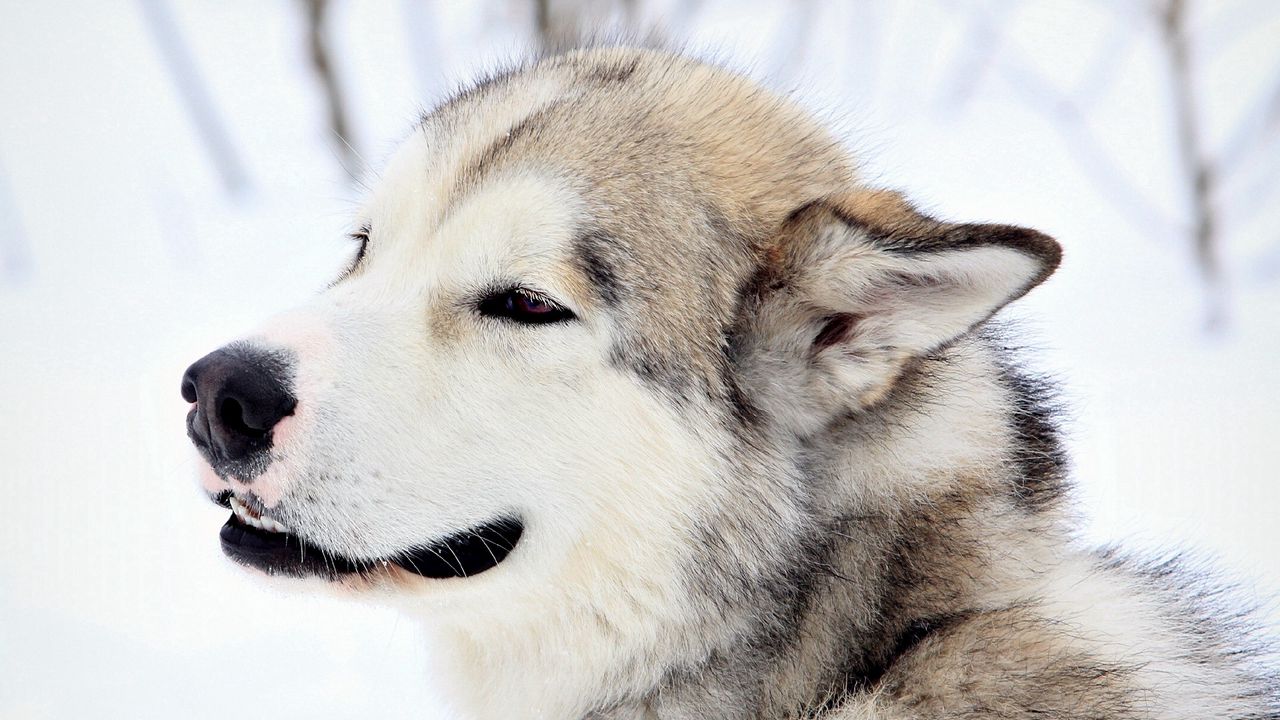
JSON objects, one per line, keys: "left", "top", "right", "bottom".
{"left": 182, "top": 345, "right": 296, "bottom": 465}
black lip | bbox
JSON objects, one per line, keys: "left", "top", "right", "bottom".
{"left": 220, "top": 515, "right": 363, "bottom": 577}
{"left": 393, "top": 518, "right": 523, "bottom": 578}
{"left": 218, "top": 513, "right": 523, "bottom": 580}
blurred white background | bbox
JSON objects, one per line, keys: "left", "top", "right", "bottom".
{"left": 1, "top": 1, "right": 1278, "bottom": 718}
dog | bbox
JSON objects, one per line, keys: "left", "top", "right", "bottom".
{"left": 182, "top": 47, "right": 1278, "bottom": 718}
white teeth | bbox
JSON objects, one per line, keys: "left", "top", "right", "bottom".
{"left": 230, "top": 495, "right": 289, "bottom": 534}
{"left": 260, "top": 516, "right": 287, "bottom": 533}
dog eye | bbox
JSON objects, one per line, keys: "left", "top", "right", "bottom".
{"left": 478, "top": 288, "right": 575, "bottom": 325}
{"left": 349, "top": 225, "right": 370, "bottom": 266}
{"left": 333, "top": 224, "right": 371, "bottom": 283}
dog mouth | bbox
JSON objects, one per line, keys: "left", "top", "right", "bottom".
{"left": 213, "top": 491, "right": 523, "bottom": 579}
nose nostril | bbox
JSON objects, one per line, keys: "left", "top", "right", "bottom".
{"left": 181, "top": 377, "right": 198, "bottom": 404}
{"left": 218, "top": 396, "right": 265, "bottom": 438}
{"left": 184, "top": 345, "right": 296, "bottom": 463}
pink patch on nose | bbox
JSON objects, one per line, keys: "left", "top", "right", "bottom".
{"left": 229, "top": 302, "right": 338, "bottom": 511}
{"left": 238, "top": 389, "right": 311, "bottom": 510}
{"left": 254, "top": 307, "right": 337, "bottom": 380}
{"left": 232, "top": 465, "right": 288, "bottom": 508}
{"left": 270, "top": 414, "right": 297, "bottom": 453}
{"left": 198, "top": 463, "right": 228, "bottom": 494}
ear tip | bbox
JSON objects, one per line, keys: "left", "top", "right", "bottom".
{"left": 1026, "top": 228, "right": 1063, "bottom": 272}
{"left": 989, "top": 224, "right": 1062, "bottom": 277}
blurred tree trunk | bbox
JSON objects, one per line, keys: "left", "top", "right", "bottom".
{"left": 534, "top": 0, "right": 640, "bottom": 52}
{"left": 402, "top": 0, "right": 443, "bottom": 106}
{"left": 302, "top": 0, "right": 361, "bottom": 182}
{"left": 1160, "top": 0, "right": 1224, "bottom": 330}
{"left": 138, "top": 0, "right": 250, "bottom": 196}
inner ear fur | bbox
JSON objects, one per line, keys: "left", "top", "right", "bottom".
{"left": 735, "top": 188, "right": 1062, "bottom": 424}
{"left": 772, "top": 189, "right": 1061, "bottom": 345}
{"left": 777, "top": 188, "right": 1062, "bottom": 297}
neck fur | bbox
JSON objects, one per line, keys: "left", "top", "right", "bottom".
{"left": 648, "top": 334, "right": 1070, "bottom": 717}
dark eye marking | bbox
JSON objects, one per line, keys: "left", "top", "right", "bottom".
{"left": 333, "top": 222, "right": 371, "bottom": 284}
{"left": 477, "top": 287, "right": 575, "bottom": 325}
{"left": 349, "top": 223, "right": 371, "bottom": 268}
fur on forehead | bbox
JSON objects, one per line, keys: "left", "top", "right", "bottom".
{"left": 361, "top": 48, "right": 870, "bottom": 402}
{"left": 424, "top": 47, "right": 856, "bottom": 241}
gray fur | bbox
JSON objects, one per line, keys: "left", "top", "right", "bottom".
{"left": 474, "top": 49, "right": 1280, "bottom": 719}
{"left": 217, "top": 46, "right": 1280, "bottom": 719}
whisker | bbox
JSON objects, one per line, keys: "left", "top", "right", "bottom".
{"left": 474, "top": 532, "right": 500, "bottom": 567}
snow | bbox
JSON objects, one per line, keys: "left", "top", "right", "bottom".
{"left": 0, "top": 2, "right": 1276, "bottom": 718}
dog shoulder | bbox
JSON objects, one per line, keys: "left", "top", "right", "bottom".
{"left": 821, "top": 549, "right": 1279, "bottom": 720}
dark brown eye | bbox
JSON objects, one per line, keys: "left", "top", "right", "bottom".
{"left": 478, "top": 288, "right": 575, "bottom": 325}
{"left": 347, "top": 224, "right": 370, "bottom": 271}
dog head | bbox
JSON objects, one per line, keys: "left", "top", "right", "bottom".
{"left": 184, "top": 47, "right": 1059, "bottom": 709}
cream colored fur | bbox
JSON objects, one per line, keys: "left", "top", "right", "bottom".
{"left": 192, "top": 48, "right": 1277, "bottom": 719}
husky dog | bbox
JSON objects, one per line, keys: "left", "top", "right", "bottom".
{"left": 182, "top": 48, "right": 1277, "bottom": 718}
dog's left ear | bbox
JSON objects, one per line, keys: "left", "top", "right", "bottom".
{"left": 733, "top": 189, "right": 1060, "bottom": 433}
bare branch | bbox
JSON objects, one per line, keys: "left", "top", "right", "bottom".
{"left": 401, "top": 0, "right": 443, "bottom": 104}
{"left": 934, "top": 0, "right": 1013, "bottom": 111}
{"left": 533, "top": 0, "right": 644, "bottom": 53}
{"left": 1219, "top": 131, "right": 1280, "bottom": 238}
{"left": 943, "top": 3, "right": 1175, "bottom": 240}
{"left": 841, "top": 2, "right": 883, "bottom": 100}
{"left": 769, "top": 0, "right": 818, "bottom": 85}
{"left": 534, "top": 0, "right": 592, "bottom": 52}
{"left": 1197, "top": 0, "right": 1278, "bottom": 54}
{"left": 1161, "top": 0, "right": 1225, "bottom": 329}
{"left": 137, "top": 0, "right": 250, "bottom": 196}
{"left": 1215, "top": 62, "right": 1280, "bottom": 183}
{"left": 671, "top": 0, "right": 707, "bottom": 32}
{"left": 1250, "top": 240, "right": 1280, "bottom": 284}
{"left": 535, "top": 0, "right": 553, "bottom": 48}
{"left": 302, "top": 0, "right": 361, "bottom": 182}
{"left": 1070, "top": 2, "right": 1140, "bottom": 107}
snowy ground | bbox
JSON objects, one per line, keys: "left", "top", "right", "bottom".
{"left": 1, "top": 2, "right": 1278, "bottom": 718}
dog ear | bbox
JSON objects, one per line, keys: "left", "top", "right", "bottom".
{"left": 734, "top": 188, "right": 1060, "bottom": 433}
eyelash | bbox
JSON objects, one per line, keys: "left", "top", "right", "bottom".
{"left": 477, "top": 287, "right": 576, "bottom": 325}
{"left": 348, "top": 225, "right": 370, "bottom": 270}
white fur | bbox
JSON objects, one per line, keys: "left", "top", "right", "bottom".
{"left": 191, "top": 51, "right": 1274, "bottom": 719}
{"left": 206, "top": 134, "right": 743, "bottom": 716}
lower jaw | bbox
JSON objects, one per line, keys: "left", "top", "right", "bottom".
{"left": 219, "top": 514, "right": 524, "bottom": 580}
{"left": 220, "top": 515, "right": 364, "bottom": 578}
